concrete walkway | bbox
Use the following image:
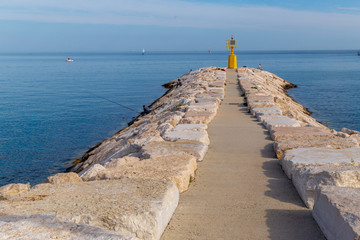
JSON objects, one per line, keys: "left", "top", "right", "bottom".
{"left": 161, "top": 69, "right": 325, "bottom": 240}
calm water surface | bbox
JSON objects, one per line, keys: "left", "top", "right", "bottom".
{"left": 0, "top": 51, "right": 359, "bottom": 186}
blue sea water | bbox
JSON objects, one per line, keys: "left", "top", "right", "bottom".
{"left": 0, "top": 50, "right": 359, "bottom": 187}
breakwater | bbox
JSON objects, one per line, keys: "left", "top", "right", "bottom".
{"left": 238, "top": 67, "right": 360, "bottom": 240}
{"left": 0, "top": 67, "right": 226, "bottom": 239}
{"left": 1, "top": 66, "right": 360, "bottom": 239}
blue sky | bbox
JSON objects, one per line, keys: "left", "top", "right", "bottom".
{"left": 1, "top": 0, "right": 360, "bottom": 52}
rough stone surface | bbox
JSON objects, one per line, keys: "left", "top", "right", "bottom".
{"left": 172, "top": 124, "right": 208, "bottom": 131}
{"left": 248, "top": 102, "right": 278, "bottom": 109}
{"left": 313, "top": 186, "right": 360, "bottom": 240}
{"left": 141, "top": 141, "right": 208, "bottom": 161}
{"left": 104, "top": 156, "right": 141, "bottom": 169}
{"left": 259, "top": 115, "right": 302, "bottom": 129}
{"left": 281, "top": 147, "right": 360, "bottom": 179}
{"left": 163, "top": 128, "right": 210, "bottom": 145}
{"left": 251, "top": 107, "right": 282, "bottom": 118}
{"left": 45, "top": 172, "right": 83, "bottom": 184}
{"left": 292, "top": 164, "right": 360, "bottom": 208}
{"left": 270, "top": 126, "right": 331, "bottom": 141}
{"left": 181, "top": 109, "right": 217, "bottom": 124}
{"left": 79, "top": 164, "right": 106, "bottom": 181}
{"left": 0, "top": 178, "right": 179, "bottom": 240}
{"left": 208, "top": 81, "right": 224, "bottom": 87}
{"left": 0, "top": 215, "right": 139, "bottom": 240}
{"left": 0, "top": 183, "right": 30, "bottom": 200}
{"left": 238, "top": 68, "right": 324, "bottom": 128}
{"left": 274, "top": 135, "right": 359, "bottom": 159}
{"left": 98, "top": 154, "right": 197, "bottom": 193}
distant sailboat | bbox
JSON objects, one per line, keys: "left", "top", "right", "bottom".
{"left": 208, "top": 49, "right": 211, "bottom": 54}
{"left": 358, "top": 52, "right": 360, "bottom": 56}
{"left": 142, "top": 49, "right": 145, "bottom": 55}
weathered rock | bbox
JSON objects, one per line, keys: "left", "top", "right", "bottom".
{"left": 194, "top": 97, "right": 220, "bottom": 105}
{"left": 247, "top": 94, "right": 274, "bottom": 101}
{"left": 104, "top": 156, "right": 141, "bottom": 169}
{"left": 341, "top": 128, "right": 360, "bottom": 135}
{"left": 274, "top": 135, "right": 359, "bottom": 159}
{"left": 101, "top": 154, "right": 197, "bottom": 193}
{"left": 0, "top": 178, "right": 179, "bottom": 240}
{"left": 208, "top": 81, "right": 225, "bottom": 88}
{"left": 313, "top": 186, "right": 360, "bottom": 240}
{"left": 251, "top": 107, "right": 282, "bottom": 118}
{"left": 270, "top": 126, "right": 330, "bottom": 141}
{"left": 259, "top": 115, "right": 302, "bottom": 129}
{"left": 0, "top": 215, "right": 139, "bottom": 240}
{"left": 0, "top": 183, "right": 30, "bottom": 200}
{"left": 181, "top": 110, "right": 217, "bottom": 124}
{"left": 247, "top": 101, "right": 278, "bottom": 109}
{"left": 79, "top": 164, "right": 106, "bottom": 181}
{"left": 281, "top": 147, "right": 360, "bottom": 179}
{"left": 141, "top": 140, "right": 208, "bottom": 161}
{"left": 206, "top": 87, "right": 224, "bottom": 94}
{"left": 45, "top": 172, "right": 83, "bottom": 184}
{"left": 173, "top": 124, "right": 208, "bottom": 131}
{"left": 163, "top": 128, "right": 210, "bottom": 145}
{"left": 187, "top": 102, "right": 218, "bottom": 113}
{"left": 157, "top": 123, "right": 174, "bottom": 135}
{"left": 292, "top": 164, "right": 360, "bottom": 208}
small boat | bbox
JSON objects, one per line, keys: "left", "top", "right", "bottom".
{"left": 65, "top": 58, "right": 74, "bottom": 62}
{"left": 358, "top": 52, "right": 360, "bottom": 56}
{"left": 142, "top": 49, "right": 145, "bottom": 55}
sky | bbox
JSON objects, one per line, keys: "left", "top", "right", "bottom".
{"left": 1, "top": 0, "right": 360, "bottom": 52}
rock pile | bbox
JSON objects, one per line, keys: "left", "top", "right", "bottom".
{"left": 238, "top": 67, "right": 360, "bottom": 240}
{"left": 0, "top": 67, "right": 226, "bottom": 239}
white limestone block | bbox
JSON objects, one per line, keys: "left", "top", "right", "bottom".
{"left": 259, "top": 115, "right": 301, "bottom": 130}
{"left": 141, "top": 140, "right": 208, "bottom": 162}
{"left": 313, "top": 186, "right": 360, "bottom": 240}
{"left": 0, "top": 183, "right": 30, "bottom": 200}
{"left": 0, "top": 178, "right": 179, "bottom": 240}
{"left": 209, "top": 81, "right": 224, "bottom": 88}
{"left": 281, "top": 147, "right": 360, "bottom": 179}
{"left": 163, "top": 129, "right": 210, "bottom": 145}
{"left": 292, "top": 164, "right": 360, "bottom": 208}
{"left": 207, "top": 87, "right": 224, "bottom": 94}
{"left": 79, "top": 164, "right": 106, "bottom": 181}
{"left": 173, "top": 124, "right": 208, "bottom": 131}
{"left": 250, "top": 107, "right": 282, "bottom": 118}
{"left": 0, "top": 215, "right": 139, "bottom": 240}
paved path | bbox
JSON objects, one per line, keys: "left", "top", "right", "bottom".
{"left": 161, "top": 69, "right": 325, "bottom": 240}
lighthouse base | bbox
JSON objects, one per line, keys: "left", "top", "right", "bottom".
{"left": 228, "top": 54, "right": 237, "bottom": 69}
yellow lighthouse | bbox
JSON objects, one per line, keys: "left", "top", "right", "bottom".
{"left": 226, "top": 35, "right": 237, "bottom": 69}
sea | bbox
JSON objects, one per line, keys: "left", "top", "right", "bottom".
{"left": 0, "top": 50, "right": 359, "bottom": 187}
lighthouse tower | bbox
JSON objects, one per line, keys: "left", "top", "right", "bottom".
{"left": 226, "top": 35, "right": 237, "bottom": 69}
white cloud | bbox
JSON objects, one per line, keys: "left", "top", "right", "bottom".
{"left": 0, "top": 0, "right": 360, "bottom": 31}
